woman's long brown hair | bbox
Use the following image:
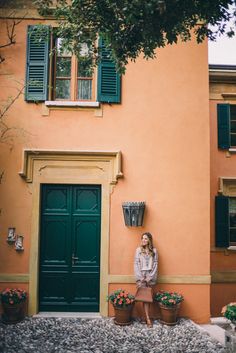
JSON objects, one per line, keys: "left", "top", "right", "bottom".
{"left": 140, "top": 232, "right": 154, "bottom": 257}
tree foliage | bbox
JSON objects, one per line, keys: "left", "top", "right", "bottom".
{"left": 34, "top": 0, "right": 236, "bottom": 71}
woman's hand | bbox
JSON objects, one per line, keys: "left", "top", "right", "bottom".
{"left": 137, "top": 280, "right": 142, "bottom": 288}
{"left": 141, "top": 278, "right": 147, "bottom": 286}
{"left": 137, "top": 278, "right": 146, "bottom": 287}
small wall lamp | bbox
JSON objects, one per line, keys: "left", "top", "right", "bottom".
{"left": 6, "top": 228, "right": 24, "bottom": 251}
{"left": 6, "top": 227, "right": 16, "bottom": 244}
{"left": 15, "top": 235, "right": 24, "bottom": 251}
{"left": 122, "top": 201, "right": 146, "bottom": 227}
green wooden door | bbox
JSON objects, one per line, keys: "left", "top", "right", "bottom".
{"left": 39, "top": 184, "right": 101, "bottom": 312}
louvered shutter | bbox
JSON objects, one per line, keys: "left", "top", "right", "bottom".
{"left": 215, "top": 195, "right": 229, "bottom": 247}
{"left": 25, "top": 25, "right": 50, "bottom": 101}
{"left": 217, "top": 104, "right": 230, "bottom": 149}
{"left": 97, "top": 38, "right": 121, "bottom": 103}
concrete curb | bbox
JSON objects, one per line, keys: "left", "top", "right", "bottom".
{"left": 190, "top": 319, "right": 226, "bottom": 346}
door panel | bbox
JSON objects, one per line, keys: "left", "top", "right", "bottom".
{"left": 71, "top": 274, "right": 100, "bottom": 311}
{"left": 41, "top": 216, "right": 71, "bottom": 265}
{"left": 42, "top": 186, "right": 70, "bottom": 213}
{"left": 39, "top": 184, "right": 101, "bottom": 312}
{"left": 73, "top": 217, "right": 100, "bottom": 266}
{"left": 73, "top": 186, "right": 101, "bottom": 214}
{"left": 39, "top": 273, "right": 69, "bottom": 308}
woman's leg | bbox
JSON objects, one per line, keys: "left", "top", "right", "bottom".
{"left": 143, "top": 302, "right": 152, "bottom": 327}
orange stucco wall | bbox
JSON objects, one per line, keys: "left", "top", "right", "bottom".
{"left": 211, "top": 283, "right": 236, "bottom": 317}
{"left": 0, "top": 18, "right": 210, "bottom": 322}
{"left": 210, "top": 100, "right": 236, "bottom": 316}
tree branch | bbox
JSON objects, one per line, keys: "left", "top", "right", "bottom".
{"left": 0, "top": 15, "right": 25, "bottom": 60}
{"left": 0, "top": 11, "right": 29, "bottom": 146}
{"left": 0, "top": 40, "right": 15, "bottom": 49}
{"left": 0, "top": 85, "right": 24, "bottom": 121}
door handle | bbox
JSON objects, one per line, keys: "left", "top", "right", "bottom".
{"left": 72, "top": 254, "right": 79, "bottom": 265}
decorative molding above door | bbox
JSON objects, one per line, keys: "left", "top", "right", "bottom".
{"left": 19, "top": 150, "right": 123, "bottom": 185}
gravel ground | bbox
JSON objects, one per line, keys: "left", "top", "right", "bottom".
{"left": 0, "top": 317, "right": 229, "bottom": 353}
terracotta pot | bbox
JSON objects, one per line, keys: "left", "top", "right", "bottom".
{"left": 1, "top": 302, "right": 25, "bottom": 324}
{"left": 113, "top": 305, "right": 133, "bottom": 326}
{"left": 158, "top": 303, "right": 181, "bottom": 326}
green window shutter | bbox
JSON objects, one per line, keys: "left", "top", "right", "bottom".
{"left": 25, "top": 25, "right": 50, "bottom": 102}
{"left": 215, "top": 195, "right": 229, "bottom": 247}
{"left": 217, "top": 103, "right": 230, "bottom": 149}
{"left": 97, "top": 38, "right": 121, "bottom": 103}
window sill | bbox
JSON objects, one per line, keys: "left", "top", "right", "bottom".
{"left": 42, "top": 101, "right": 103, "bottom": 117}
{"left": 211, "top": 246, "right": 236, "bottom": 253}
{"left": 229, "top": 148, "right": 236, "bottom": 153}
{"left": 227, "top": 246, "right": 236, "bottom": 251}
{"left": 45, "top": 101, "right": 100, "bottom": 108}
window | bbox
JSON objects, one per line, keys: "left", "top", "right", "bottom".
{"left": 216, "top": 195, "right": 236, "bottom": 247}
{"left": 229, "top": 198, "right": 236, "bottom": 245}
{"left": 25, "top": 26, "right": 121, "bottom": 104}
{"left": 217, "top": 103, "right": 236, "bottom": 149}
{"left": 54, "top": 39, "right": 93, "bottom": 101}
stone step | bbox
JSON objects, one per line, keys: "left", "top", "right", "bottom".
{"left": 33, "top": 312, "right": 102, "bottom": 319}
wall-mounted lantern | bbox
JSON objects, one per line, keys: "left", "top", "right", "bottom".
{"left": 122, "top": 202, "right": 146, "bottom": 227}
{"left": 15, "top": 235, "right": 24, "bottom": 251}
{"left": 6, "top": 227, "right": 16, "bottom": 244}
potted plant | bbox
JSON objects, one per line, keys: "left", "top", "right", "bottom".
{"left": 1, "top": 288, "right": 27, "bottom": 324}
{"left": 221, "top": 302, "right": 236, "bottom": 350}
{"left": 154, "top": 290, "right": 184, "bottom": 326}
{"left": 107, "top": 289, "right": 135, "bottom": 325}
{"left": 222, "top": 302, "right": 236, "bottom": 328}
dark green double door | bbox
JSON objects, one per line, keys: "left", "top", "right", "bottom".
{"left": 39, "top": 184, "right": 101, "bottom": 312}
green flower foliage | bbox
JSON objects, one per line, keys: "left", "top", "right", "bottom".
{"left": 34, "top": 0, "right": 236, "bottom": 72}
{"left": 222, "top": 302, "right": 236, "bottom": 323}
{"left": 155, "top": 290, "right": 184, "bottom": 307}
{"left": 107, "top": 289, "right": 135, "bottom": 308}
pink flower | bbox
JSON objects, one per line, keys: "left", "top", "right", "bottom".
{"left": 221, "top": 306, "right": 227, "bottom": 314}
{"left": 169, "top": 299, "right": 176, "bottom": 304}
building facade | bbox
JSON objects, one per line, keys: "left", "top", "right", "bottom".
{"left": 0, "top": 4, "right": 211, "bottom": 323}
{"left": 210, "top": 65, "right": 236, "bottom": 317}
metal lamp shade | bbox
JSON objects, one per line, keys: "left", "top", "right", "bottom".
{"left": 122, "top": 202, "right": 145, "bottom": 227}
